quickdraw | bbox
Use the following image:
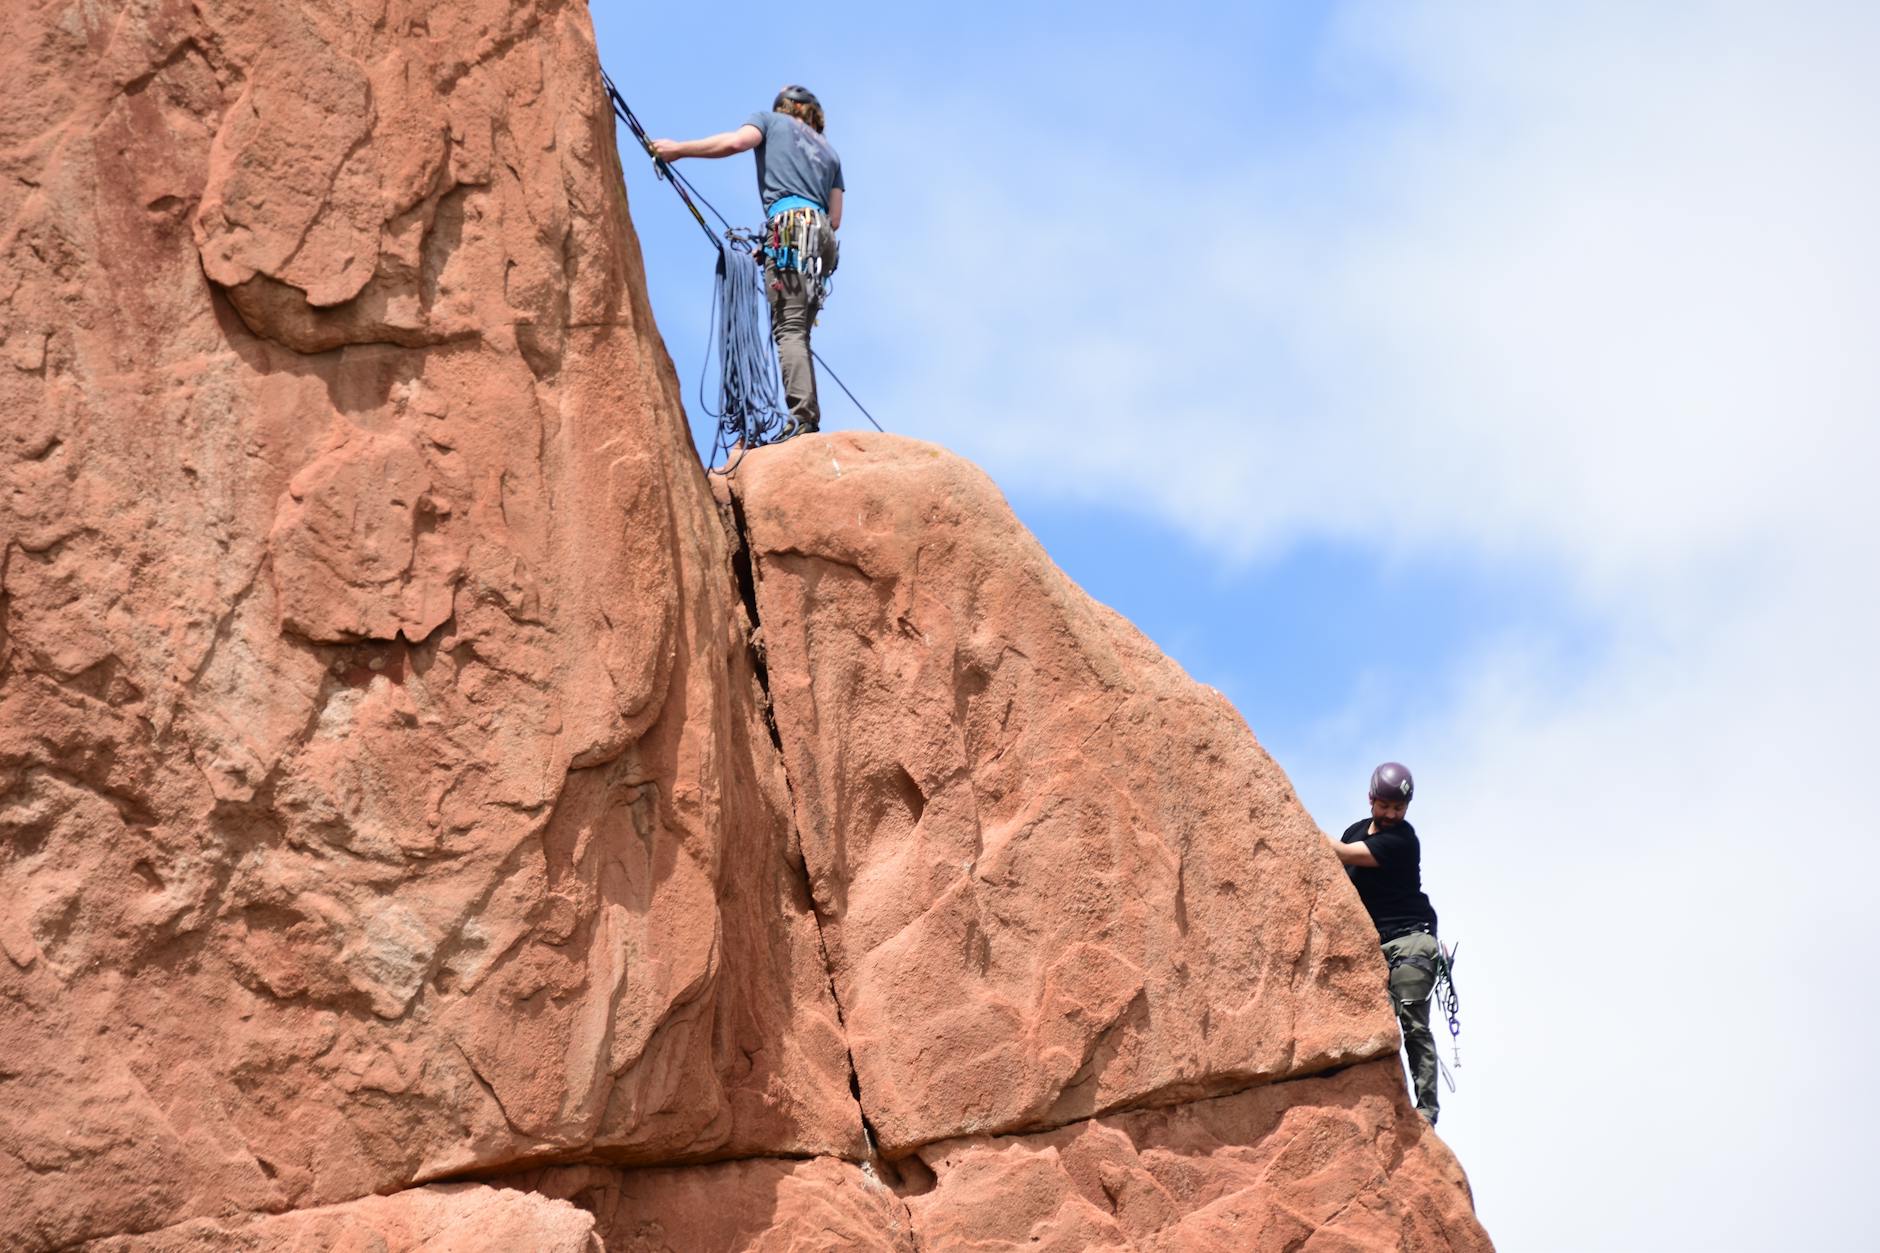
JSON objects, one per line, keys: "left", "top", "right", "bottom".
{"left": 1434, "top": 942, "right": 1462, "bottom": 1091}
{"left": 764, "top": 206, "right": 836, "bottom": 308}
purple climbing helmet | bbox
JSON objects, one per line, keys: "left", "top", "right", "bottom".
{"left": 1369, "top": 762, "right": 1415, "bottom": 803}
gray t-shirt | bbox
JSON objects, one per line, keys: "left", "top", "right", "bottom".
{"left": 744, "top": 111, "right": 844, "bottom": 211}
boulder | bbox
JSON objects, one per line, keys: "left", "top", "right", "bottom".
{"left": 724, "top": 433, "right": 1398, "bottom": 1153}
{"left": 903, "top": 1058, "right": 1492, "bottom": 1251}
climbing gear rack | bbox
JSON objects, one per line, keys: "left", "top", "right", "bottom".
{"left": 764, "top": 206, "right": 836, "bottom": 308}
{"left": 1434, "top": 941, "right": 1463, "bottom": 1092}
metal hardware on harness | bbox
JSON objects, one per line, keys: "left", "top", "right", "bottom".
{"left": 764, "top": 207, "right": 836, "bottom": 308}
{"left": 1436, "top": 942, "right": 1462, "bottom": 1071}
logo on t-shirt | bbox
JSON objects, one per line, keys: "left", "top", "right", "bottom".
{"left": 786, "top": 118, "right": 832, "bottom": 179}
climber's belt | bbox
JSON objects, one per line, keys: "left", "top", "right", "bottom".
{"left": 767, "top": 194, "right": 825, "bottom": 218}
{"left": 1379, "top": 922, "right": 1435, "bottom": 943}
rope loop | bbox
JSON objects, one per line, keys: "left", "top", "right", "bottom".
{"left": 703, "top": 230, "right": 791, "bottom": 472}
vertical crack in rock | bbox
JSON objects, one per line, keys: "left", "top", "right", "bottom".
{"left": 719, "top": 485, "right": 891, "bottom": 1174}
{"left": 723, "top": 486, "right": 781, "bottom": 758}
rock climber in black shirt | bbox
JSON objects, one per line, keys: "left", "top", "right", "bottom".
{"left": 1328, "top": 761, "right": 1443, "bottom": 1124}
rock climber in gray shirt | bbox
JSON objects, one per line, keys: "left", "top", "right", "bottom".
{"left": 653, "top": 86, "right": 845, "bottom": 437}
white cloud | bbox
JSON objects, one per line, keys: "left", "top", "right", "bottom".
{"left": 839, "top": 1, "right": 1879, "bottom": 598}
{"left": 1285, "top": 548, "right": 1879, "bottom": 1249}
{"left": 826, "top": 4, "right": 1880, "bottom": 1248}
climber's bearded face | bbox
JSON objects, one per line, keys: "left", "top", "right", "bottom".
{"left": 1370, "top": 797, "right": 1408, "bottom": 827}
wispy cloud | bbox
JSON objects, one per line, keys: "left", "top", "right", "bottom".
{"left": 602, "top": 4, "right": 1876, "bottom": 1243}
{"left": 837, "top": 1, "right": 1878, "bottom": 599}
{"left": 1298, "top": 548, "right": 1880, "bottom": 1248}
{"left": 819, "top": 5, "right": 1880, "bottom": 1247}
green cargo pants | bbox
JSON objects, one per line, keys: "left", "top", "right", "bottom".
{"left": 1381, "top": 931, "right": 1441, "bottom": 1124}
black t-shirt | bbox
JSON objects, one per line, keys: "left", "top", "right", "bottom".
{"left": 1341, "top": 818, "right": 1438, "bottom": 937}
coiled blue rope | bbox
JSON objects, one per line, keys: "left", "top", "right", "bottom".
{"left": 704, "top": 233, "right": 791, "bottom": 472}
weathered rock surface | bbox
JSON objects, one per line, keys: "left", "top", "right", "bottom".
{"left": 3, "top": 1, "right": 1488, "bottom": 1249}
{"left": 724, "top": 433, "right": 1398, "bottom": 1153}
{"left": 1, "top": 3, "right": 855, "bottom": 1249}
{"left": 461, "top": 1058, "right": 1489, "bottom": 1253}
{"left": 501, "top": 1158, "right": 916, "bottom": 1251}
{"left": 904, "top": 1058, "right": 1490, "bottom": 1251}
{"left": 81, "top": 1183, "right": 601, "bottom": 1252}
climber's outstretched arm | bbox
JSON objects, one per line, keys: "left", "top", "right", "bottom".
{"left": 651, "top": 125, "right": 761, "bottom": 162}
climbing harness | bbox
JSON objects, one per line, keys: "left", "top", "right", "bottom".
{"left": 600, "top": 69, "right": 882, "bottom": 473}
{"left": 764, "top": 205, "right": 837, "bottom": 309}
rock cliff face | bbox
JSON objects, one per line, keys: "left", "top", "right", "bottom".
{"left": 722, "top": 436, "right": 1396, "bottom": 1153}
{"left": 0, "top": 2, "right": 1489, "bottom": 1250}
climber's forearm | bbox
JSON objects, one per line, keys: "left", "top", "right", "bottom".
{"left": 652, "top": 126, "right": 762, "bottom": 162}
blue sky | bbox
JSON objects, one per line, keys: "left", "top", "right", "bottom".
{"left": 595, "top": 4, "right": 1879, "bottom": 1248}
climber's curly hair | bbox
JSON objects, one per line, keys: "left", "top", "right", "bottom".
{"left": 773, "top": 86, "right": 826, "bottom": 134}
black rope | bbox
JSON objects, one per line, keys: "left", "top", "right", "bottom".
{"left": 667, "top": 163, "right": 737, "bottom": 238}
{"left": 812, "top": 349, "right": 885, "bottom": 433}
{"left": 601, "top": 70, "right": 729, "bottom": 247}
{"left": 599, "top": 66, "right": 886, "bottom": 454}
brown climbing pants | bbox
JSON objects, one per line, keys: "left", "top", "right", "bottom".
{"left": 763, "top": 255, "right": 822, "bottom": 431}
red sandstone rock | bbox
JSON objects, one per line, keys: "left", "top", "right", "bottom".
{"left": 903, "top": 1059, "right": 1491, "bottom": 1252}
{"left": 0, "top": 3, "right": 855, "bottom": 1249}
{"left": 3, "top": 2, "right": 1489, "bottom": 1249}
{"left": 503, "top": 1158, "right": 917, "bottom": 1251}
{"left": 81, "top": 1183, "right": 601, "bottom": 1252}
{"left": 725, "top": 433, "right": 1399, "bottom": 1153}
